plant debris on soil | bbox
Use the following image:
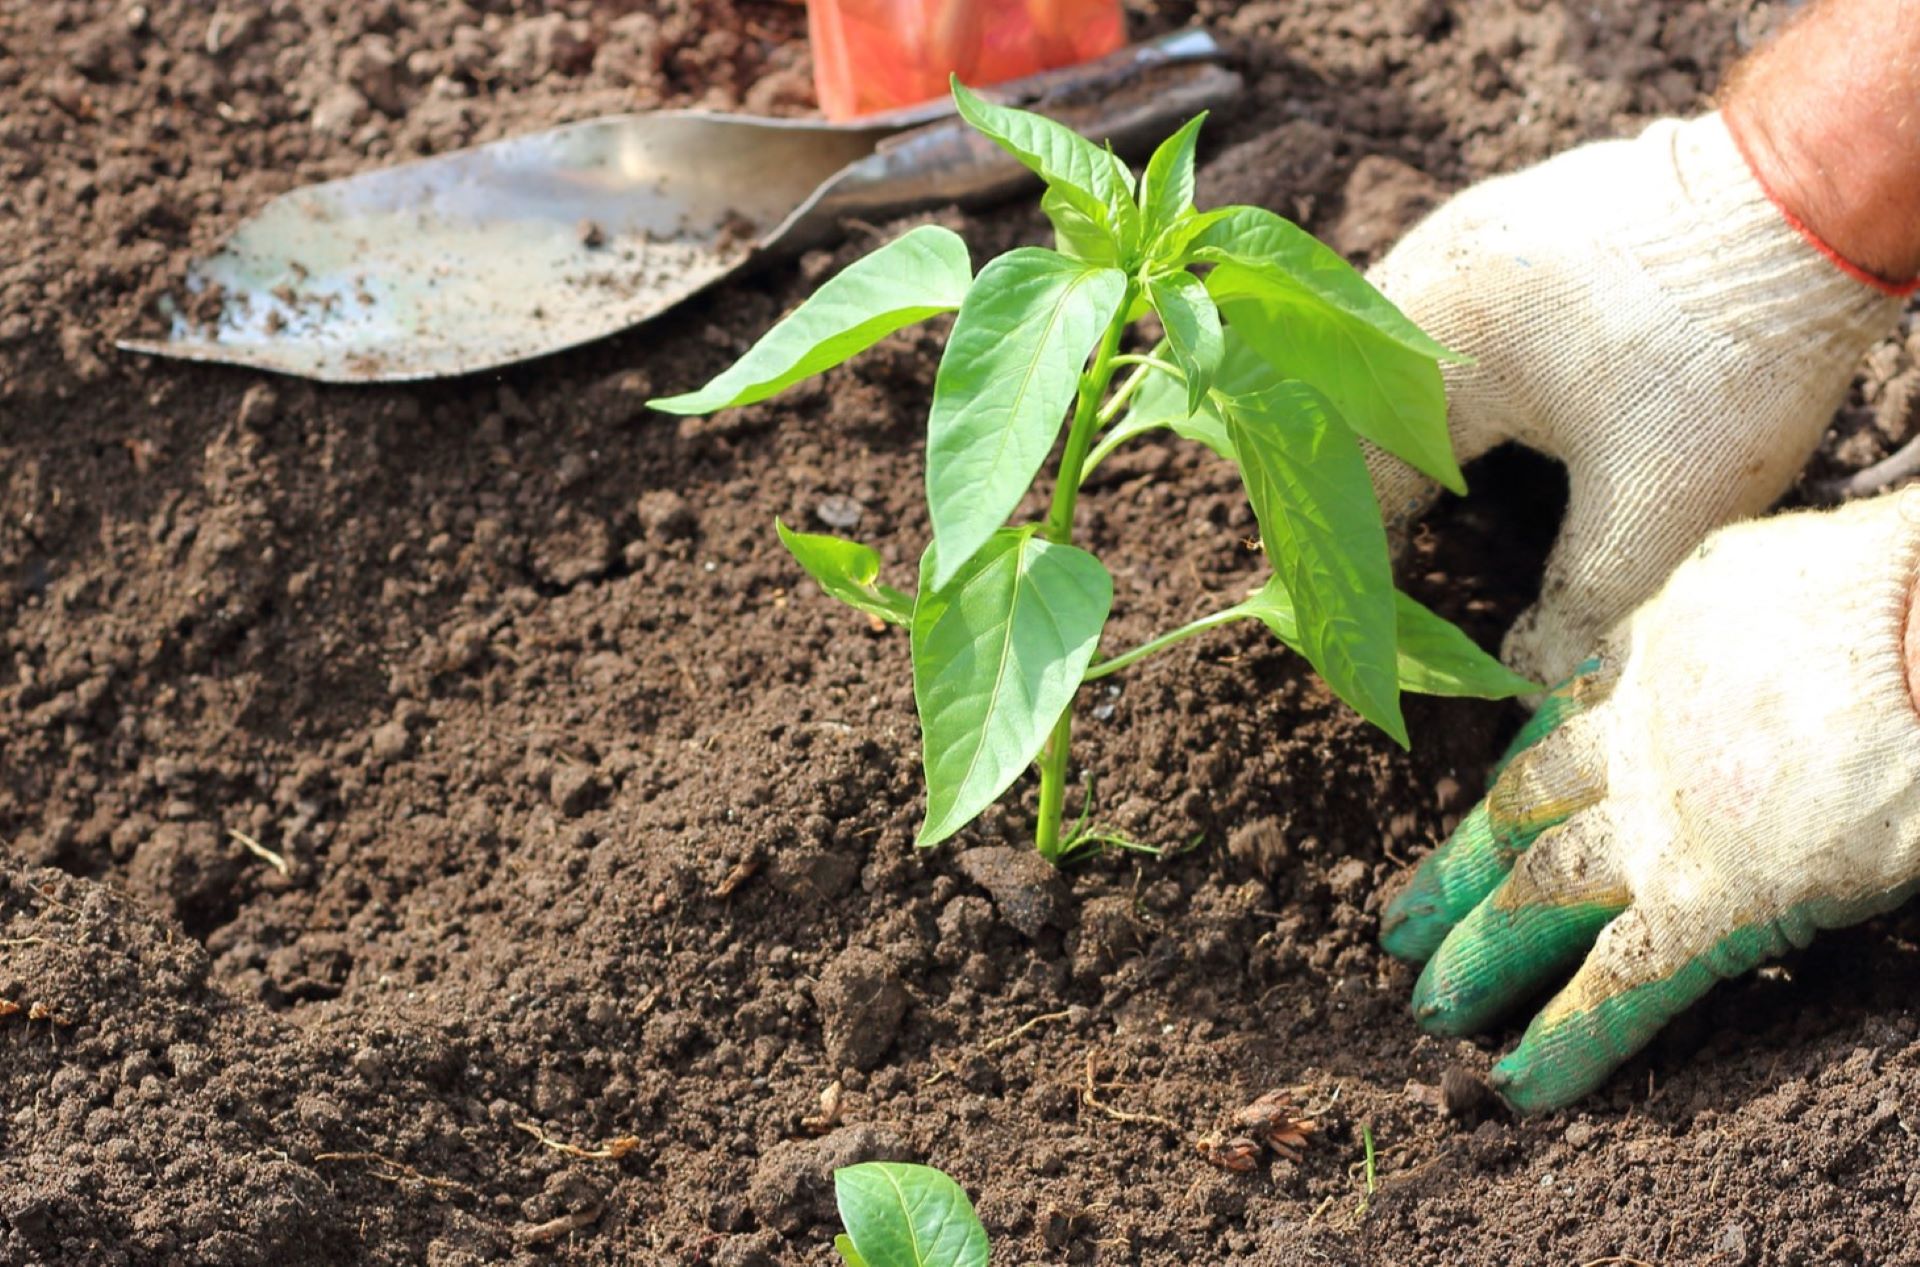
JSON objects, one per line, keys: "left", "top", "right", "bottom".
{"left": 6, "top": 1, "right": 1920, "bottom": 1264}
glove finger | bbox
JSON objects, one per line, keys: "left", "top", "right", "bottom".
{"left": 1489, "top": 903, "right": 1777, "bottom": 1113}
{"left": 1410, "top": 810, "right": 1627, "bottom": 1036}
{"left": 1488, "top": 652, "right": 1617, "bottom": 783}
{"left": 1380, "top": 715, "right": 1607, "bottom": 963}
{"left": 1364, "top": 442, "right": 1441, "bottom": 558}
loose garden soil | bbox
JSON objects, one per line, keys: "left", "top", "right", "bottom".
{"left": 7, "top": 1, "right": 1920, "bottom": 1264}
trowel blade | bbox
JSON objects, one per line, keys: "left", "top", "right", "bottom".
{"left": 118, "top": 113, "right": 884, "bottom": 383}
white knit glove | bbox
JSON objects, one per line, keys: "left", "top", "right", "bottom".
{"left": 1366, "top": 112, "right": 1902, "bottom": 685}
{"left": 1379, "top": 489, "right": 1920, "bottom": 1111}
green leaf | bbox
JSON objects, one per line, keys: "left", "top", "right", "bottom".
{"left": 1150, "top": 205, "right": 1236, "bottom": 267}
{"left": 1137, "top": 112, "right": 1206, "bottom": 236}
{"left": 912, "top": 530, "right": 1111, "bottom": 848}
{"left": 775, "top": 519, "right": 914, "bottom": 627}
{"left": 1098, "top": 356, "right": 1234, "bottom": 467}
{"left": 950, "top": 79, "right": 1136, "bottom": 236}
{"left": 1193, "top": 204, "right": 1465, "bottom": 492}
{"left": 1193, "top": 207, "right": 1463, "bottom": 361}
{"left": 1210, "top": 259, "right": 1463, "bottom": 495}
{"left": 1236, "top": 579, "right": 1539, "bottom": 700}
{"left": 1087, "top": 328, "right": 1278, "bottom": 475}
{"left": 1042, "top": 187, "right": 1119, "bottom": 266}
{"left": 1389, "top": 592, "right": 1540, "bottom": 698}
{"left": 648, "top": 225, "right": 972, "bottom": 414}
{"left": 834, "top": 1234, "right": 872, "bottom": 1267}
{"left": 925, "top": 249, "right": 1126, "bottom": 589}
{"left": 1223, "top": 383, "right": 1405, "bottom": 745}
{"left": 1146, "top": 271, "right": 1222, "bottom": 415}
{"left": 835, "top": 1164, "right": 991, "bottom": 1267}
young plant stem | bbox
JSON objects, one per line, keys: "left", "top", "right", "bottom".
{"left": 1106, "top": 353, "right": 1183, "bottom": 377}
{"left": 1082, "top": 605, "right": 1247, "bottom": 681}
{"left": 1033, "top": 285, "right": 1137, "bottom": 863}
{"left": 1079, "top": 358, "right": 1190, "bottom": 484}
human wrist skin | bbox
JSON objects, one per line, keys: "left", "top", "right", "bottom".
{"left": 1721, "top": 0, "right": 1920, "bottom": 289}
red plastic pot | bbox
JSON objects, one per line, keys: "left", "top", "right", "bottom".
{"left": 807, "top": 0, "right": 1127, "bottom": 121}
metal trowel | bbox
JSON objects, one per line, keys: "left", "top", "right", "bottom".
{"left": 118, "top": 29, "right": 1239, "bottom": 383}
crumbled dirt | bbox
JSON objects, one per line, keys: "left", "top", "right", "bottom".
{"left": 6, "top": 1, "right": 1920, "bottom": 1264}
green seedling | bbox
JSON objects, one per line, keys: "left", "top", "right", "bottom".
{"left": 1354, "top": 1120, "right": 1378, "bottom": 1221}
{"left": 832, "top": 1162, "right": 989, "bottom": 1267}
{"left": 653, "top": 84, "right": 1536, "bottom": 863}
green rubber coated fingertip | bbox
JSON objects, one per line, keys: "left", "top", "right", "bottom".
{"left": 1380, "top": 802, "right": 1507, "bottom": 963}
{"left": 1410, "top": 896, "right": 1619, "bottom": 1037}
{"left": 1489, "top": 962, "right": 1714, "bottom": 1113}
{"left": 1489, "top": 655, "right": 1603, "bottom": 783}
{"left": 1381, "top": 801, "right": 1574, "bottom": 965}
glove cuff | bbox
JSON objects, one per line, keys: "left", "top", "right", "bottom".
{"left": 1721, "top": 111, "right": 1920, "bottom": 300}
{"left": 1623, "top": 113, "right": 1903, "bottom": 360}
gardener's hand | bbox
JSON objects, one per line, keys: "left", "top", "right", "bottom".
{"left": 1364, "top": 111, "right": 1904, "bottom": 685}
{"left": 1378, "top": 490, "right": 1920, "bottom": 1112}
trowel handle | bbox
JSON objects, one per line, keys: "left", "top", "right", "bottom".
{"left": 848, "top": 27, "right": 1231, "bottom": 129}
{"left": 780, "top": 31, "right": 1244, "bottom": 247}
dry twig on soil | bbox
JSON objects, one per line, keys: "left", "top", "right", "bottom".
{"left": 982, "top": 1008, "right": 1071, "bottom": 1054}
{"left": 514, "top": 1120, "right": 642, "bottom": 1161}
{"left": 711, "top": 854, "right": 761, "bottom": 897}
{"left": 228, "top": 828, "right": 289, "bottom": 876}
{"left": 313, "top": 1151, "right": 470, "bottom": 1196}
{"left": 518, "top": 1202, "right": 606, "bottom": 1247}
{"left": 1079, "top": 1051, "right": 1182, "bottom": 1133}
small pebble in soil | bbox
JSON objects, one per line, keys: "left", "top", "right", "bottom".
{"left": 636, "top": 488, "right": 695, "bottom": 539}
{"left": 549, "top": 764, "right": 605, "bottom": 818}
{"left": 814, "top": 947, "right": 908, "bottom": 1071}
{"left": 1442, "top": 1065, "right": 1496, "bottom": 1121}
{"left": 813, "top": 495, "right": 864, "bottom": 531}
{"left": 369, "top": 720, "right": 411, "bottom": 764}
{"left": 746, "top": 1123, "right": 911, "bottom": 1236}
{"left": 955, "top": 845, "right": 1069, "bottom": 939}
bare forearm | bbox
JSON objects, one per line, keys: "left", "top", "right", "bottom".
{"left": 1723, "top": 0, "right": 1920, "bottom": 285}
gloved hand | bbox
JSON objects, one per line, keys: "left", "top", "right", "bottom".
{"left": 1365, "top": 112, "right": 1903, "bottom": 686}
{"left": 1379, "top": 490, "right": 1920, "bottom": 1112}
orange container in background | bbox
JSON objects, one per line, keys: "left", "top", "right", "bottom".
{"left": 807, "top": 0, "right": 1127, "bottom": 121}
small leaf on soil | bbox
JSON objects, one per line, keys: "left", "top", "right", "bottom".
{"left": 834, "top": 1162, "right": 990, "bottom": 1267}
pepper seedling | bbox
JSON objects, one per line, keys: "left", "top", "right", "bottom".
{"left": 832, "top": 1162, "right": 989, "bottom": 1267}
{"left": 653, "top": 84, "right": 1535, "bottom": 863}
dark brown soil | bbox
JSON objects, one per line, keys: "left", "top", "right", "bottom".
{"left": 6, "top": 2, "right": 1920, "bottom": 1264}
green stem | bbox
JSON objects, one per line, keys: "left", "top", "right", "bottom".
{"left": 1096, "top": 364, "right": 1154, "bottom": 427}
{"left": 1034, "top": 283, "right": 1137, "bottom": 863}
{"left": 1045, "top": 292, "right": 1134, "bottom": 542}
{"left": 1082, "top": 606, "right": 1249, "bottom": 682}
{"left": 1107, "top": 353, "right": 1184, "bottom": 378}
{"left": 1080, "top": 356, "right": 1193, "bottom": 485}
{"left": 1033, "top": 707, "right": 1074, "bottom": 862}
